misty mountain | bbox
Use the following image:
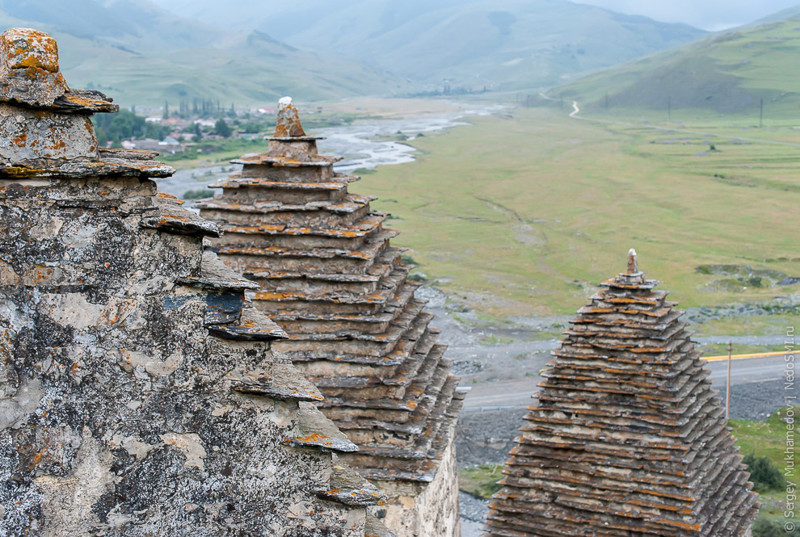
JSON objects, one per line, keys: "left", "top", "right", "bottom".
{"left": 152, "top": 0, "right": 707, "bottom": 92}
{"left": 750, "top": 4, "right": 800, "bottom": 26}
{"left": 0, "top": 0, "right": 404, "bottom": 106}
{"left": 550, "top": 14, "right": 800, "bottom": 114}
{"left": 0, "top": 0, "right": 715, "bottom": 106}
{"left": 0, "top": 0, "right": 224, "bottom": 50}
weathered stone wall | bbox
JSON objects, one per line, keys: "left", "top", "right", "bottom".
{"left": 0, "top": 27, "right": 393, "bottom": 537}
{"left": 0, "top": 176, "right": 369, "bottom": 537}
{"left": 376, "top": 431, "right": 461, "bottom": 537}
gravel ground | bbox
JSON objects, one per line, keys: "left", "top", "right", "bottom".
{"left": 459, "top": 492, "right": 489, "bottom": 537}
{"left": 456, "top": 377, "right": 800, "bottom": 536}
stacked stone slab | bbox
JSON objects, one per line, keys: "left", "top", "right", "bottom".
{"left": 198, "top": 98, "right": 463, "bottom": 537}
{"left": 0, "top": 28, "right": 395, "bottom": 537}
{"left": 485, "top": 250, "right": 759, "bottom": 537}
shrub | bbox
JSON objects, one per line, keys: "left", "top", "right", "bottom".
{"left": 753, "top": 517, "right": 780, "bottom": 537}
{"left": 752, "top": 516, "right": 800, "bottom": 537}
{"left": 743, "top": 453, "right": 784, "bottom": 492}
{"left": 182, "top": 189, "right": 212, "bottom": 200}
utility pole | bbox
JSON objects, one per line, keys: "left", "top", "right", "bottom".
{"left": 726, "top": 342, "right": 732, "bottom": 420}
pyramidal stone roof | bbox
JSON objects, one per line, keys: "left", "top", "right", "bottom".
{"left": 0, "top": 28, "right": 394, "bottom": 537}
{"left": 485, "top": 250, "right": 759, "bottom": 537}
{"left": 198, "top": 98, "right": 463, "bottom": 535}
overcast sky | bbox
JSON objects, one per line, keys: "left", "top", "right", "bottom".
{"left": 573, "top": 0, "right": 800, "bottom": 31}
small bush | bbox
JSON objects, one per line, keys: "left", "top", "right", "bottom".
{"left": 183, "top": 189, "right": 212, "bottom": 200}
{"left": 400, "top": 254, "right": 418, "bottom": 266}
{"left": 753, "top": 517, "right": 780, "bottom": 537}
{"left": 459, "top": 465, "right": 504, "bottom": 499}
{"left": 743, "top": 453, "right": 784, "bottom": 492}
{"left": 352, "top": 167, "right": 375, "bottom": 175}
{"left": 408, "top": 272, "right": 427, "bottom": 282}
{"left": 752, "top": 516, "right": 800, "bottom": 537}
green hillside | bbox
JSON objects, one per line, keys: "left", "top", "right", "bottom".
{"left": 151, "top": 0, "right": 706, "bottom": 93}
{"left": 0, "top": 0, "right": 404, "bottom": 107}
{"left": 53, "top": 30, "right": 403, "bottom": 107}
{"left": 0, "top": 0, "right": 226, "bottom": 51}
{"left": 359, "top": 106, "right": 800, "bottom": 322}
{"left": 553, "top": 15, "right": 800, "bottom": 114}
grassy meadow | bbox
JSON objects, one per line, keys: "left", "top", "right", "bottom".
{"left": 358, "top": 106, "right": 800, "bottom": 327}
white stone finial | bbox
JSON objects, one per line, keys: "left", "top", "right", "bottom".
{"left": 627, "top": 248, "right": 638, "bottom": 274}
{"left": 274, "top": 96, "right": 305, "bottom": 138}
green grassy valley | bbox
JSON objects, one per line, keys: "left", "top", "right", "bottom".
{"left": 358, "top": 105, "right": 800, "bottom": 329}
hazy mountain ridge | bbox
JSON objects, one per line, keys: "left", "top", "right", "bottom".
{"left": 0, "top": 0, "right": 404, "bottom": 106}
{"left": 551, "top": 15, "right": 800, "bottom": 114}
{"left": 151, "top": 0, "right": 707, "bottom": 92}
{"left": 0, "top": 0, "right": 224, "bottom": 50}
{"left": 269, "top": 0, "right": 708, "bottom": 90}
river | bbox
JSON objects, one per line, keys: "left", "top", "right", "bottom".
{"left": 154, "top": 105, "right": 503, "bottom": 199}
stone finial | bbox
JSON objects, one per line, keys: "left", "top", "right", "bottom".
{"left": 274, "top": 96, "right": 306, "bottom": 138}
{"left": 0, "top": 27, "right": 69, "bottom": 106}
{"left": 627, "top": 248, "right": 638, "bottom": 274}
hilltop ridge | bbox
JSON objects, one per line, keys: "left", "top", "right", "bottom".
{"left": 0, "top": 0, "right": 405, "bottom": 106}
{"left": 551, "top": 14, "right": 800, "bottom": 114}
{"left": 148, "top": 0, "right": 707, "bottom": 98}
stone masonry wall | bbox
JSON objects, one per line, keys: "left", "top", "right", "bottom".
{"left": 0, "top": 27, "right": 393, "bottom": 537}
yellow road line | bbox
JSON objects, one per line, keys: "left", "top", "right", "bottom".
{"left": 702, "top": 350, "right": 799, "bottom": 363}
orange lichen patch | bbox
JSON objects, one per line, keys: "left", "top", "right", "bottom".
{"left": 225, "top": 224, "right": 286, "bottom": 234}
{"left": 0, "top": 166, "right": 46, "bottom": 178}
{"left": 12, "top": 132, "right": 27, "bottom": 146}
{"left": 159, "top": 214, "right": 189, "bottom": 224}
{"left": 157, "top": 192, "right": 184, "bottom": 204}
{"left": 22, "top": 265, "right": 57, "bottom": 285}
{"left": 98, "top": 298, "right": 137, "bottom": 327}
{"left": 28, "top": 447, "right": 49, "bottom": 470}
{"left": 289, "top": 433, "right": 331, "bottom": 446}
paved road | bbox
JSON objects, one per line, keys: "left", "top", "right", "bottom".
{"left": 462, "top": 354, "right": 792, "bottom": 410}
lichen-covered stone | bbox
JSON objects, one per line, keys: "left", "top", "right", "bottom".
{"left": 0, "top": 28, "right": 68, "bottom": 107}
{"left": 0, "top": 28, "right": 381, "bottom": 537}
{"left": 274, "top": 96, "right": 307, "bottom": 138}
